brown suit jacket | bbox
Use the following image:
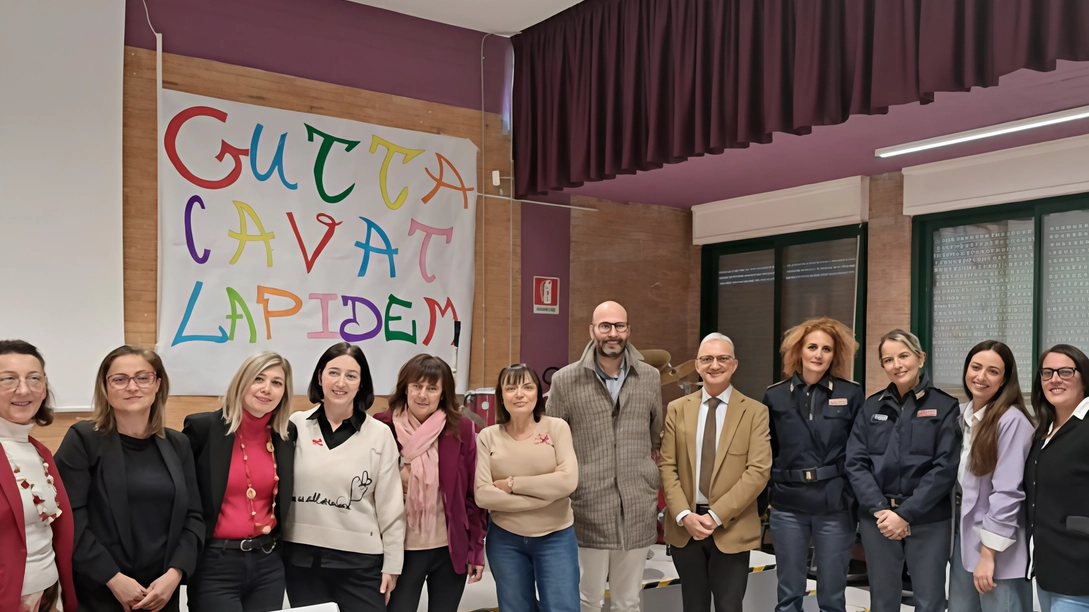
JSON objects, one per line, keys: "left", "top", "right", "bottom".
{"left": 659, "top": 387, "right": 771, "bottom": 553}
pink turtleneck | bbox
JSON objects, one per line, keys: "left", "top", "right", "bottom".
{"left": 213, "top": 410, "right": 278, "bottom": 539}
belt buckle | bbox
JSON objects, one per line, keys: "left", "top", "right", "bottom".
{"left": 240, "top": 538, "right": 255, "bottom": 552}
{"left": 804, "top": 469, "right": 816, "bottom": 482}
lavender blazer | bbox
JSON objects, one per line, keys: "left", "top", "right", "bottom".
{"left": 957, "top": 405, "right": 1034, "bottom": 579}
{"left": 374, "top": 411, "right": 487, "bottom": 571}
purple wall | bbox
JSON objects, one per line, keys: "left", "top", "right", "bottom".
{"left": 520, "top": 202, "right": 571, "bottom": 390}
{"left": 125, "top": 0, "right": 510, "bottom": 114}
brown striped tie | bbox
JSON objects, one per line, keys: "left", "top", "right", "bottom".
{"left": 699, "top": 397, "right": 721, "bottom": 498}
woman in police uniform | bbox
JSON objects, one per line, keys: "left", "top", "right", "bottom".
{"left": 845, "top": 329, "right": 961, "bottom": 612}
{"left": 763, "top": 317, "right": 863, "bottom": 612}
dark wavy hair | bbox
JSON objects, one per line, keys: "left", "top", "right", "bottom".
{"left": 494, "top": 364, "right": 546, "bottom": 424}
{"left": 388, "top": 353, "right": 462, "bottom": 437}
{"left": 0, "top": 340, "right": 54, "bottom": 426}
{"left": 960, "top": 340, "right": 1032, "bottom": 476}
{"left": 1031, "top": 344, "right": 1089, "bottom": 440}
{"left": 307, "top": 342, "right": 374, "bottom": 412}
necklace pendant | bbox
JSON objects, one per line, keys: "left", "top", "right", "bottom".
{"left": 246, "top": 487, "right": 257, "bottom": 500}
{"left": 267, "top": 440, "right": 275, "bottom": 453}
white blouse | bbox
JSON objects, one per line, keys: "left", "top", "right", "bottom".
{"left": 0, "top": 417, "right": 59, "bottom": 595}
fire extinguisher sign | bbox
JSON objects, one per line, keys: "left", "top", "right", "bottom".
{"left": 532, "top": 276, "right": 560, "bottom": 315}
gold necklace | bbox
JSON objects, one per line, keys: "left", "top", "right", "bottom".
{"left": 239, "top": 427, "right": 278, "bottom": 534}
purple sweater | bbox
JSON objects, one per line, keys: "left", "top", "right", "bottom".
{"left": 957, "top": 403, "right": 1034, "bottom": 579}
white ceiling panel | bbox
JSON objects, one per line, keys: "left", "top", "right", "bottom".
{"left": 347, "top": 0, "right": 583, "bottom": 34}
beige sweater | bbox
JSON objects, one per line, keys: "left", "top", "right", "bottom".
{"left": 475, "top": 416, "right": 578, "bottom": 537}
{"left": 285, "top": 407, "right": 406, "bottom": 574}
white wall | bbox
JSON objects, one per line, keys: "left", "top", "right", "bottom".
{"left": 691, "top": 176, "right": 870, "bottom": 245}
{"left": 902, "top": 133, "right": 1089, "bottom": 215}
{"left": 0, "top": 1, "right": 126, "bottom": 409}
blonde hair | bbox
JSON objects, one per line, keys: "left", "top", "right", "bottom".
{"left": 221, "top": 352, "right": 294, "bottom": 439}
{"left": 91, "top": 346, "right": 169, "bottom": 438}
{"left": 878, "top": 328, "right": 925, "bottom": 361}
{"left": 780, "top": 317, "right": 858, "bottom": 381}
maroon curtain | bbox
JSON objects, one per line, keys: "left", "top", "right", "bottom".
{"left": 511, "top": 0, "right": 1089, "bottom": 199}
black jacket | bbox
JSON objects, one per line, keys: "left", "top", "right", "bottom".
{"left": 845, "top": 373, "right": 961, "bottom": 525}
{"left": 53, "top": 421, "right": 205, "bottom": 586}
{"left": 1025, "top": 410, "right": 1089, "bottom": 596}
{"left": 182, "top": 410, "right": 296, "bottom": 540}
{"left": 763, "top": 373, "right": 863, "bottom": 515}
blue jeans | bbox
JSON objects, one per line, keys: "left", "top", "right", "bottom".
{"left": 485, "top": 521, "right": 579, "bottom": 612}
{"left": 769, "top": 509, "right": 854, "bottom": 612}
{"left": 948, "top": 533, "right": 1032, "bottom": 612}
{"left": 1039, "top": 587, "right": 1089, "bottom": 612}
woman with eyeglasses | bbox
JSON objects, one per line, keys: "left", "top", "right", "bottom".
{"left": 0, "top": 340, "right": 78, "bottom": 612}
{"left": 182, "top": 352, "right": 296, "bottom": 611}
{"left": 476, "top": 364, "right": 579, "bottom": 612}
{"left": 55, "top": 346, "right": 204, "bottom": 612}
{"left": 762, "top": 318, "right": 864, "bottom": 612}
{"left": 949, "top": 341, "right": 1034, "bottom": 612}
{"left": 375, "top": 354, "right": 486, "bottom": 612}
{"left": 845, "top": 329, "right": 961, "bottom": 612}
{"left": 283, "top": 342, "right": 405, "bottom": 610}
{"left": 1025, "top": 344, "right": 1089, "bottom": 611}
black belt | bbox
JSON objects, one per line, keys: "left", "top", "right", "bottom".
{"left": 772, "top": 465, "right": 843, "bottom": 483}
{"left": 207, "top": 533, "right": 278, "bottom": 553}
{"left": 695, "top": 504, "right": 711, "bottom": 515}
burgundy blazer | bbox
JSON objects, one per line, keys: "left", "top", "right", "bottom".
{"left": 0, "top": 437, "right": 78, "bottom": 612}
{"left": 374, "top": 411, "right": 486, "bottom": 571}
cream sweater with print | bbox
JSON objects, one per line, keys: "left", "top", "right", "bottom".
{"left": 285, "top": 407, "right": 406, "bottom": 574}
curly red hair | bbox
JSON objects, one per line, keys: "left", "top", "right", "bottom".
{"left": 779, "top": 317, "right": 858, "bottom": 381}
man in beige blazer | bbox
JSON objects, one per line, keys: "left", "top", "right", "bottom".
{"left": 659, "top": 332, "right": 772, "bottom": 611}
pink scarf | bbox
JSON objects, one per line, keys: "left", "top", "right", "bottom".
{"left": 393, "top": 409, "right": 446, "bottom": 532}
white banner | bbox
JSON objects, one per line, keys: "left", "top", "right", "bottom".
{"left": 157, "top": 90, "right": 477, "bottom": 395}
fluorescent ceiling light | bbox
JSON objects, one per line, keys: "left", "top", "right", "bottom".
{"left": 875, "top": 104, "right": 1089, "bottom": 158}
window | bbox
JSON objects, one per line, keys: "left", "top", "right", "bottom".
{"left": 913, "top": 194, "right": 1089, "bottom": 403}
{"left": 701, "top": 225, "right": 867, "bottom": 398}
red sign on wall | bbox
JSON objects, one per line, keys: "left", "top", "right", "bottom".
{"left": 532, "top": 276, "right": 560, "bottom": 315}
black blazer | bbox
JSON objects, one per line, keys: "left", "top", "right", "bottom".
{"left": 182, "top": 409, "right": 296, "bottom": 540}
{"left": 1025, "top": 414, "right": 1089, "bottom": 596}
{"left": 53, "top": 420, "right": 205, "bottom": 587}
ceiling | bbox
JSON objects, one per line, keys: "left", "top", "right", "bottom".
{"left": 346, "top": 0, "right": 582, "bottom": 34}
{"left": 346, "top": 0, "right": 1089, "bottom": 209}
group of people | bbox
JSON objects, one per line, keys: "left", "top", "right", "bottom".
{"left": 698, "top": 319, "right": 1089, "bottom": 612}
{"left": 0, "top": 300, "right": 658, "bottom": 612}
{"left": 1, "top": 299, "right": 1087, "bottom": 612}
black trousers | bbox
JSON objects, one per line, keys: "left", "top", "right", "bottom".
{"left": 386, "top": 547, "right": 468, "bottom": 612}
{"left": 186, "top": 545, "right": 286, "bottom": 612}
{"left": 73, "top": 570, "right": 181, "bottom": 612}
{"left": 285, "top": 556, "right": 385, "bottom": 611}
{"left": 670, "top": 538, "right": 750, "bottom": 612}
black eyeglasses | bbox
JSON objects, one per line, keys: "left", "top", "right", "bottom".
{"left": 1040, "top": 367, "right": 1079, "bottom": 381}
{"left": 595, "top": 322, "right": 629, "bottom": 333}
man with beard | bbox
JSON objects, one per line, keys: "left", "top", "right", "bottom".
{"left": 546, "top": 301, "right": 663, "bottom": 612}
